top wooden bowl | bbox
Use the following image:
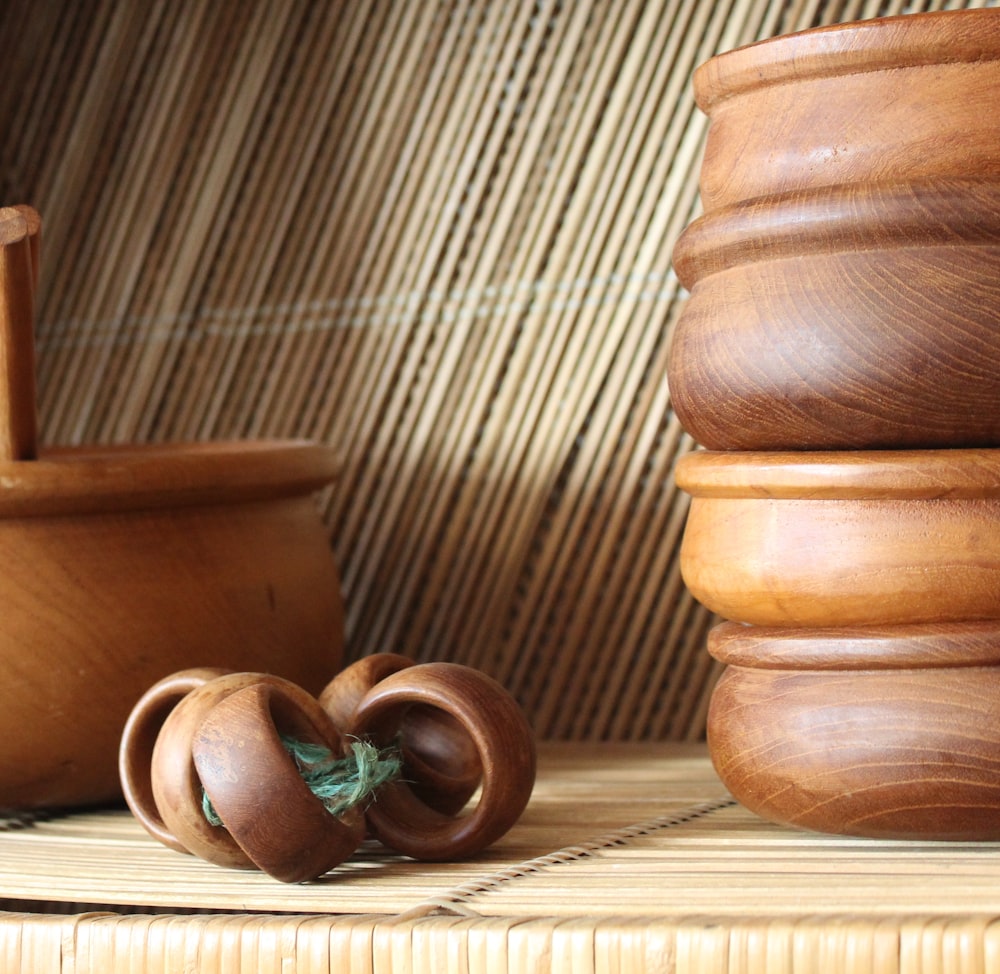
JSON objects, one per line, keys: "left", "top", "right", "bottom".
{"left": 667, "top": 8, "right": 1000, "bottom": 451}
{"left": 693, "top": 8, "right": 1000, "bottom": 212}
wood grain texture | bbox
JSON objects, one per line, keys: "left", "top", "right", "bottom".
{"left": 118, "top": 667, "right": 232, "bottom": 856}
{"left": 0, "top": 493, "right": 344, "bottom": 809}
{"left": 669, "top": 182, "right": 1000, "bottom": 451}
{"left": 193, "top": 681, "right": 367, "bottom": 882}
{"left": 669, "top": 8, "right": 1000, "bottom": 451}
{"left": 708, "top": 646, "right": 1000, "bottom": 840}
{"left": 147, "top": 672, "right": 311, "bottom": 871}
{"left": 710, "top": 618, "right": 1000, "bottom": 670}
{"left": 678, "top": 449, "right": 1000, "bottom": 628}
{"left": 346, "top": 662, "right": 537, "bottom": 861}
{"left": 320, "top": 654, "right": 482, "bottom": 816}
{"left": 694, "top": 8, "right": 1000, "bottom": 211}
{"left": 675, "top": 447, "right": 1000, "bottom": 500}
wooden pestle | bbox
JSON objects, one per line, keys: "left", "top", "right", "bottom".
{"left": 0, "top": 205, "right": 39, "bottom": 461}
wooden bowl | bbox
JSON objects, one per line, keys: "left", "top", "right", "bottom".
{"left": 668, "top": 8, "right": 1000, "bottom": 451}
{"left": 692, "top": 8, "right": 1000, "bottom": 212}
{"left": 669, "top": 180, "right": 1000, "bottom": 450}
{"left": 676, "top": 449, "right": 1000, "bottom": 628}
{"left": 0, "top": 441, "right": 345, "bottom": 808}
{"left": 708, "top": 619, "right": 1000, "bottom": 840}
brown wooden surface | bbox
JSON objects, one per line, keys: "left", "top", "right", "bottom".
{"left": 0, "top": 207, "right": 37, "bottom": 461}
{"left": 678, "top": 449, "right": 1000, "bottom": 628}
{"left": 675, "top": 448, "right": 1000, "bottom": 500}
{"left": 669, "top": 8, "right": 1000, "bottom": 451}
{"left": 709, "top": 653, "right": 1000, "bottom": 840}
{"left": 709, "top": 618, "right": 1000, "bottom": 669}
{"left": 0, "top": 496, "right": 344, "bottom": 809}
{"left": 694, "top": 8, "right": 1000, "bottom": 210}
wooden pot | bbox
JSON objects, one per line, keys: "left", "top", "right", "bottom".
{"left": 668, "top": 8, "right": 1000, "bottom": 451}
{"left": 0, "top": 207, "right": 345, "bottom": 808}
{"left": 692, "top": 8, "right": 1000, "bottom": 212}
{"left": 708, "top": 620, "right": 1000, "bottom": 840}
{"left": 676, "top": 449, "right": 1000, "bottom": 628}
{"left": 669, "top": 180, "right": 1000, "bottom": 450}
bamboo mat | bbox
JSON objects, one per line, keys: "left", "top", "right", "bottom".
{"left": 3, "top": 744, "right": 1000, "bottom": 972}
{"left": 0, "top": 0, "right": 991, "bottom": 745}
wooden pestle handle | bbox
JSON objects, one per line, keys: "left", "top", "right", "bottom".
{"left": 0, "top": 206, "right": 39, "bottom": 461}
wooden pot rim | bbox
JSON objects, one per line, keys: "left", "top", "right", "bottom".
{"left": 676, "top": 449, "right": 1000, "bottom": 500}
{"left": 0, "top": 440, "right": 339, "bottom": 517}
{"left": 672, "top": 178, "right": 1000, "bottom": 288}
{"left": 695, "top": 8, "right": 1000, "bottom": 112}
{"left": 709, "top": 620, "right": 1000, "bottom": 670}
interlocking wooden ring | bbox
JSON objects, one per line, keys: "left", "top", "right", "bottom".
{"left": 120, "top": 670, "right": 366, "bottom": 881}
{"left": 344, "top": 661, "right": 537, "bottom": 860}
{"left": 193, "top": 682, "right": 366, "bottom": 883}
{"left": 118, "top": 667, "right": 231, "bottom": 857}
{"left": 120, "top": 656, "right": 537, "bottom": 880}
{"left": 320, "top": 654, "right": 482, "bottom": 815}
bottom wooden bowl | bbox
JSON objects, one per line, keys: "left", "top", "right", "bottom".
{"left": 707, "top": 620, "right": 1000, "bottom": 840}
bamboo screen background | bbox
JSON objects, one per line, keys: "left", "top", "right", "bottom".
{"left": 0, "top": 0, "right": 993, "bottom": 742}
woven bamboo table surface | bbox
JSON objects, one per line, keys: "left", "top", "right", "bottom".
{"left": 2, "top": 743, "right": 1000, "bottom": 971}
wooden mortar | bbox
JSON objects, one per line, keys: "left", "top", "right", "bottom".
{"left": 0, "top": 208, "right": 344, "bottom": 808}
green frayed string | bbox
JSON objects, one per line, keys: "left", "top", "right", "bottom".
{"left": 202, "top": 737, "right": 402, "bottom": 827}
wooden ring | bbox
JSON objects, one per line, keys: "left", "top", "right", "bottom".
{"left": 149, "top": 672, "right": 313, "bottom": 870}
{"left": 193, "top": 681, "right": 366, "bottom": 883}
{"left": 320, "top": 654, "right": 482, "bottom": 815}
{"left": 118, "top": 667, "right": 232, "bottom": 855}
{"left": 346, "top": 662, "right": 536, "bottom": 860}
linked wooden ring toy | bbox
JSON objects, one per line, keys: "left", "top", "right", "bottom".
{"left": 119, "top": 655, "right": 537, "bottom": 882}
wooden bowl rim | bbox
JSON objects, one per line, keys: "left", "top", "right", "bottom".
{"left": 0, "top": 440, "right": 339, "bottom": 517}
{"left": 672, "top": 178, "right": 1000, "bottom": 288}
{"left": 709, "top": 620, "right": 1000, "bottom": 670}
{"left": 694, "top": 8, "right": 1000, "bottom": 112}
{"left": 676, "top": 449, "right": 1000, "bottom": 500}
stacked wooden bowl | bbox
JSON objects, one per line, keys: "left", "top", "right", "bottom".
{"left": 669, "top": 8, "right": 1000, "bottom": 840}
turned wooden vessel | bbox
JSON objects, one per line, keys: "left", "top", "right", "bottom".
{"left": 693, "top": 8, "right": 1000, "bottom": 211}
{"left": 668, "top": 9, "right": 1000, "bottom": 451}
{"left": 0, "top": 207, "right": 344, "bottom": 808}
{"left": 708, "top": 620, "right": 1000, "bottom": 840}
{"left": 676, "top": 449, "right": 1000, "bottom": 628}
{"left": 670, "top": 181, "right": 1000, "bottom": 450}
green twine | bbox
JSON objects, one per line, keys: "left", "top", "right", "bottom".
{"left": 202, "top": 737, "right": 402, "bottom": 827}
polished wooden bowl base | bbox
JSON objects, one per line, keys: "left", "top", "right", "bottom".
{"left": 708, "top": 621, "right": 1000, "bottom": 840}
